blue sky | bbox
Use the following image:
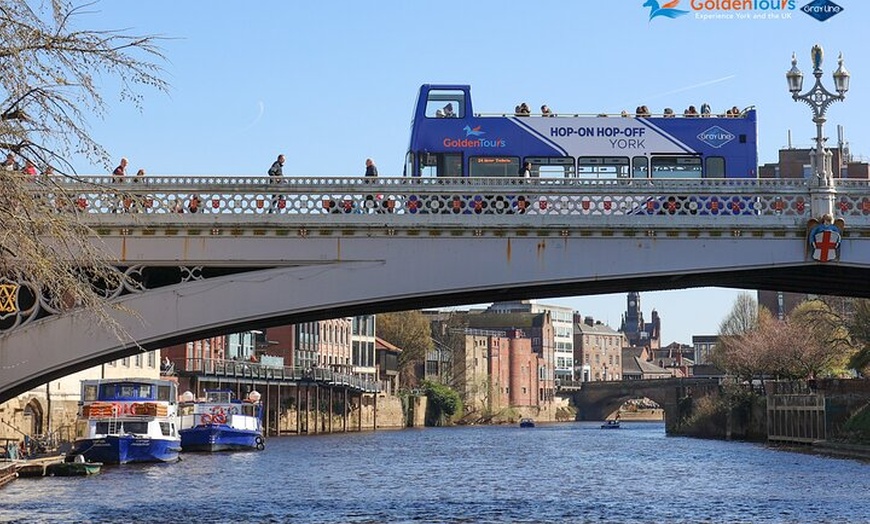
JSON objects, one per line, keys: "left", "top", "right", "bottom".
{"left": 76, "top": 1, "right": 865, "bottom": 344}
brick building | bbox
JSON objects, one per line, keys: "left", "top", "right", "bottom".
{"left": 574, "top": 315, "right": 626, "bottom": 382}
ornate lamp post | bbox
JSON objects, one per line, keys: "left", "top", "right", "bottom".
{"left": 786, "top": 44, "right": 850, "bottom": 218}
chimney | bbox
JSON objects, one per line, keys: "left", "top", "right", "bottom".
{"left": 584, "top": 316, "right": 594, "bottom": 327}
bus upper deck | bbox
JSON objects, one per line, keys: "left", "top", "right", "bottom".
{"left": 405, "top": 84, "right": 757, "bottom": 180}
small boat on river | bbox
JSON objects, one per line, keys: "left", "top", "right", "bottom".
{"left": 600, "top": 420, "right": 621, "bottom": 429}
{"left": 179, "top": 390, "right": 265, "bottom": 452}
{"left": 48, "top": 455, "right": 102, "bottom": 476}
{"left": 519, "top": 418, "right": 536, "bottom": 428}
{"left": 68, "top": 378, "right": 181, "bottom": 464}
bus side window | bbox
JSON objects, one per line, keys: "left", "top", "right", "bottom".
{"left": 632, "top": 156, "right": 649, "bottom": 178}
{"left": 705, "top": 156, "right": 725, "bottom": 178}
{"left": 443, "top": 154, "right": 463, "bottom": 176}
{"left": 419, "top": 152, "right": 463, "bottom": 177}
{"left": 420, "top": 152, "right": 438, "bottom": 177}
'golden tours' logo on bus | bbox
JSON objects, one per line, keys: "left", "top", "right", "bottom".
{"left": 0, "top": 278, "right": 19, "bottom": 318}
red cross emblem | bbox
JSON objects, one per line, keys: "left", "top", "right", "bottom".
{"left": 810, "top": 226, "right": 841, "bottom": 262}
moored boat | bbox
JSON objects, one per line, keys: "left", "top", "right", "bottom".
{"left": 68, "top": 378, "right": 181, "bottom": 464}
{"left": 519, "top": 417, "right": 536, "bottom": 428}
{"left": 179, "top": 390, "right": 264, "bottom": 452}
{"left": 48, "top": 455, "right": 102, "bottom": 476}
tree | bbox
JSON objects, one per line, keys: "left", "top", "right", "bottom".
{"left": 785, "top": 300, "right": 854, "bottom": 378}
{"left": 711, "top": 292, "right": 761, "bottom": 382}
{"left": 1, "top": 1, "right": 167, "bottom": 337}
{"left": 846, "top": 299, "right": 870, "bottom": 375}
{"left": 376, "top": 310, "right": 433, "bottom": 389}
{"left": 421, "top": 379, "right": 462, "bottom": 426}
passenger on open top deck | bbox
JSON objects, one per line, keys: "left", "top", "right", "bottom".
{"left": 683, "top": 105, "right": 699, "bottom": 117}
{"left": 700, "top": 103, "right": 711, "bottom": 117}
{"left": 442, "top": 103, "right": 455, "bottom": 118}
{"left": 515, "top": 102, "right": 530, "bottom": 117}
{"left": 540, "top": 104, "right": 553, "bottom": 117}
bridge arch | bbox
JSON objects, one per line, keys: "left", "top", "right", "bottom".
{"left": 4, "top": 177, "right": 870, "bottom": 401}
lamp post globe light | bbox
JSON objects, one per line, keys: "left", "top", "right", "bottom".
{"left": 786, "top": 44, "right": 850, "bottom": 218}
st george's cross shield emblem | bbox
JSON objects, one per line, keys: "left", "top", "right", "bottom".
{"left": 809, "top": 224, "right": 841, "bottom": 262}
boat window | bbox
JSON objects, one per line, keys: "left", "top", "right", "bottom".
{"left": 95, "top": 422, "right": 109, "bottom": 434}
{"left": 100, "top": 384, "right": 117, "bottom": 399}
{"left": 579, "top": 157, "right": 630, "bottom": 179}
{"left": 705, "top": 156, "right": 725, "bottom": 178}
{"left": 119, "top": 384, "right": 136, "bottom": 398}
{"left": 157, "top": 385, "right": 172, "bottom": 402}
{"left": 650, "top": 156, "right": 702, "bottom": 178}
{"left": 160, "top": 422, "right": 172, "bottom": 436}
{"left": 468, "top": 156, "right": 520, "bottom": 177}
{"left": 425, "top": 89, "right": 465, "bottom": 118}
{"left": 123, "top": 422, "right": 148, "bottom": 434}
{"left": 138, "top": 384, "right": 152, "bottom": 399}
{"left": 525, "top": 157, "right": 575, "bottom": 178}
{"left": 83, "top": 385, "right": 98, "bottom": 402}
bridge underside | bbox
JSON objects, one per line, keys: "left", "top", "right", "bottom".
{"left": 3, "top": 231, "right": 870, "bottom": 402}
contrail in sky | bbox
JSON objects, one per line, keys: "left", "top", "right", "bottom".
{"left": 646, "top": 74, "right": 737, "bottom": 100}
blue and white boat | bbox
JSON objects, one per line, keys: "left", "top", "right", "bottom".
{"left": 68, "top": 378, "right": 181, "bottom": 464}
{"left": 178, "top": 390, "right": 265, "bottom": 452}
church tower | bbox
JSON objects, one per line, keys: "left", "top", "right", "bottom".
{"left": 620, "top": 291, "right": 644, "bottom": 346}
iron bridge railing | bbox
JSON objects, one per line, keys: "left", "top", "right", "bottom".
{"left": 22, "top": 175, "right": 870, "bottom": 224}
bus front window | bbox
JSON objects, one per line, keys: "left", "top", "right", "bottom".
{"left": 425, "top": 90, "right": 466, "bottom": 119}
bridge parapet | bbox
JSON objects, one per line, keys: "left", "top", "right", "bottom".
{"left": 25, "top": 175, "right": 870, "bottom": 225}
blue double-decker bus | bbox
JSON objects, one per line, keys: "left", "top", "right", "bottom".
{"left": 405, "top": 84, "right": 757, "bottom": 180}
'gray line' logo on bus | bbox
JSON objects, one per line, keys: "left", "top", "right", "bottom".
{"left": 697, "top": 126, "right": 735, "bottom": 149}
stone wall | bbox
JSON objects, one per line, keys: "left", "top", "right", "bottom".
{"left": 276, "top": 392, "right": 408, "bottom": 434}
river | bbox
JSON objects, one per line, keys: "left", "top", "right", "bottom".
{"left": 2, "top": 421, "right": 868, "bottom": 523}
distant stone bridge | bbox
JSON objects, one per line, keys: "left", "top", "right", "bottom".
{"left": 563, "top": 377, "right": 722, "bottom": 432}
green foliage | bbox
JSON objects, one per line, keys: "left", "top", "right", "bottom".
{"left": 846, "top": 299, "right": 870, "bottom": 375}
{"left": 842, "top": 403, "right": 870, "bottom": 444}
{"left": 422, "top": 380, "right": 462, "bottom": 426}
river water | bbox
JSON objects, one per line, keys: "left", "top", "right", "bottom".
{"left": 2, "top": 421, "right": 869, "bottom": 523}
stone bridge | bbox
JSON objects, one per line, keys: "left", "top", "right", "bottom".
{"left": 564, "top": 377, "right": 722, "bottom": 432}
